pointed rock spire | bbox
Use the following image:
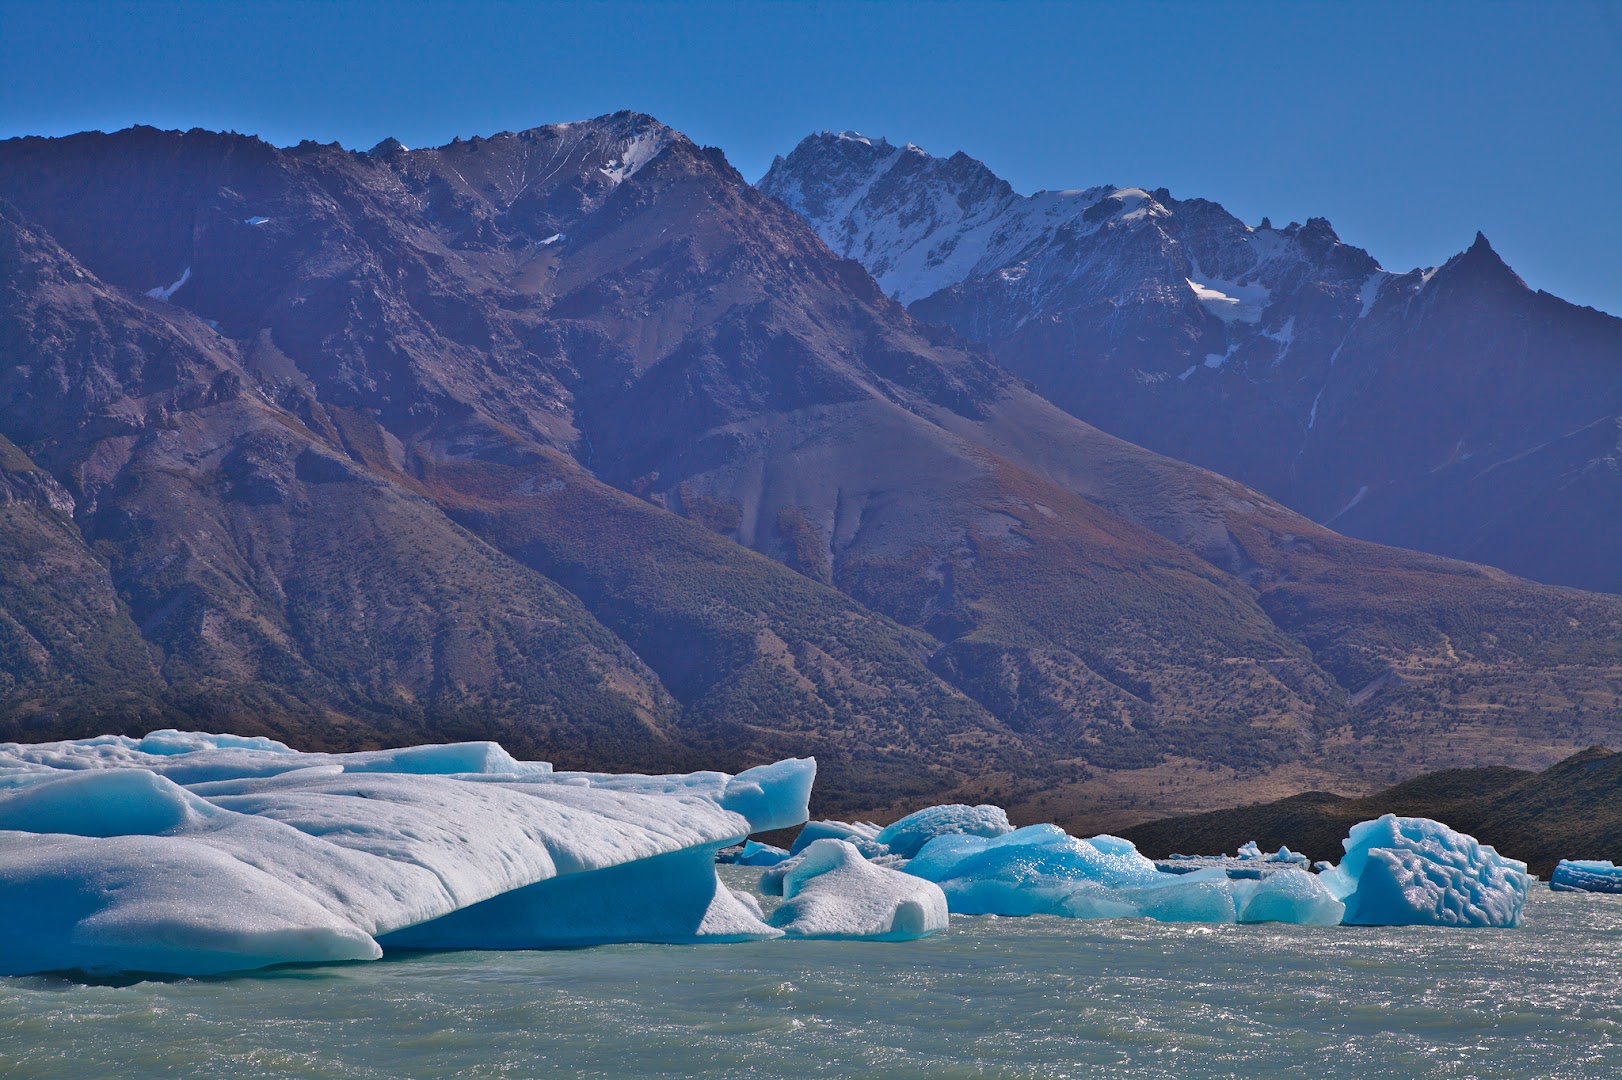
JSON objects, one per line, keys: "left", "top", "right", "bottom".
{"left": 1438, "top": 230, "right": 1525, "bottom": 291}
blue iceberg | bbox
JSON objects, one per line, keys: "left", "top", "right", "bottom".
{"left": 1549, "top": 860, "right": 1622, "bottom": 894}
{"left": 873, "top": 803, "right": 1013, "bottom": 859}
{"left": 1320, "top": 815, "right": 1528, "bottom": 928}
{"left": 903, "top": 824, "right": 1343, "bottom": 925}
{"left": 716, "top": 839, "right": 792, "bottom": 866}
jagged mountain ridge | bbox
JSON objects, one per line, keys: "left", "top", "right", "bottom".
{"left": 760, "top": 131, "right": 1622, "bottom": 593}
{"left": 3, "top": 115, "right": 1622, "bottom": 825}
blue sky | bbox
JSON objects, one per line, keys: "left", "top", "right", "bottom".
{"left": 3, "top": 0, "right": 1618, "bottom": 313}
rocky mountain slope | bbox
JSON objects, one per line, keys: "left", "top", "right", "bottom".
{"left": 3, "top": 115, "right": 1622, "bottom": 822}
{"left": 761, "top": 132, "right": 1622, "bottom": 592}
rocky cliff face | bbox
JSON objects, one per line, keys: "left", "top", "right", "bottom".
{"left": 2, "top": 116, "right": 1621, "bottom": 825}
{"left": 762, "top": 132, "right": 1622, "bottom": 593}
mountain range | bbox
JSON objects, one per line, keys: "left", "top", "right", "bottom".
{"left": 1, "top": 114, "right": 1619, "bottom": 827}
{"left": 761, "top": 131, "right": 1622, "bottom": 594}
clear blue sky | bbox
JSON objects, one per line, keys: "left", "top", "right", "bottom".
{"left": 3, "top": 0, "right": 1618, "bottom": 313}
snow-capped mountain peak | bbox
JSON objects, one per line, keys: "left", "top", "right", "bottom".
{"left": 759, "top": 127, "right": 1622, "bottom": 602}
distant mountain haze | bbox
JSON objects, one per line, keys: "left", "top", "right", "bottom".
{"left": 761, "top": 131, "right": 1622, "bottom": 594}
{"left": 3, "top": 115, "right": 1621, "bottom": 830}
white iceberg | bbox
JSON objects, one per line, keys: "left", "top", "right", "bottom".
{"left": 1320, "top": 815, "right": 1528, "bottom": 928}
{"left": 767, "top": 839, "right": 948, "bottom": 941}
{"left": 0, "top": 732, "right": 814, "bottom": 976}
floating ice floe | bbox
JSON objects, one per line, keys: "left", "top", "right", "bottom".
{"left": 1320, "top": 815, "right": 1527, "bottom": 928}
{"left": 1550, "top": 860, "right": 1622, "bottom": 894}
{"left": 767, "top": 839, "right": 948, "bottom": 941}
{"left": 0, "top": 732, "right": 814, "bottom": 976}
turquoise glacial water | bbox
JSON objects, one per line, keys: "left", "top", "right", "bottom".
{"left": 4, "top": 873, "right": 1621, "bottom": 1079}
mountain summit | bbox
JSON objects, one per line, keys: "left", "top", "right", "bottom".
{"left": 762, "top": 132, "right": 1622, "bottom": 593}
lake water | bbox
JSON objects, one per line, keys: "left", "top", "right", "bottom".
{"left": 4, "top": 872, "right": 1620, "bottom": 1078}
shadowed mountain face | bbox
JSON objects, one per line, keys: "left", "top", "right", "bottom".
{"left": 761, "top": 132, "right": 1622, "bottom": 594}
{"left": 3, "top": 115, "right": 1622, "bottom": 822}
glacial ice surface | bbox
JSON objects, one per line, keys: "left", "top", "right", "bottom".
{"left": 0, "top": 732, "right": 813, "bottom": 975}
{"left": 1320, "top": 815, "right": 1528, "bottom": 928}
{"left": 767, "top": 839, "right": 948, "bottom": 941}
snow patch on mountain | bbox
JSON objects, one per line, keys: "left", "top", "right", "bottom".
{"left": 145, "top": 266, "right": 192, "bottom": 302}
{"left": 1187, "top": 274, "right": 1269, "bottom": 324}
{"left": 761, "top": 134, "right": 1154, "bottom": 305}
{"left": 599, "top": 131, "right": 673, "bottom": 186}
{"left": 1263, "top": 315, "right": 1296, "bottom": 351}
{"left": 1358, "top": 272, "right": 1387, "bottom": 317}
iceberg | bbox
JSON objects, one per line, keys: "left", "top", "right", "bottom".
{"left": 0, "top": 732, "right": 814, "bottom": 976}
{"left": 904, "top": 824, "right": 1343, "bottom": 925}
{"left": 1549, "top": 860, "right": 1622, "bottom": 894}
{"left": 789, "top": 818, "right": 885, "bottom": 856}
{"left": 1232, "top": 869, "right": 1346, "bottom": 925}
{"left": 1268, "top": 845, "right": 1309, "bottom": 866}
{"left": 1320, "top": 815, "right": 1528, "bottom": 928}
{"left": 382, "top": 846, "right": 781, "bottom": 949}
{"left": 780, "top": 804, "right": 1010, "bottom": 864}
{"left": 716, "top": 839, "right": 792, "bottom": 866}
{"left": 872, "top": 803, "right": 1013, "bottom": 859}
{"left": 767, "top": 839, "right": 948, "bottom": 941}
{"left": 0, "top": 736, "right": 1534, "bottom": 976}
